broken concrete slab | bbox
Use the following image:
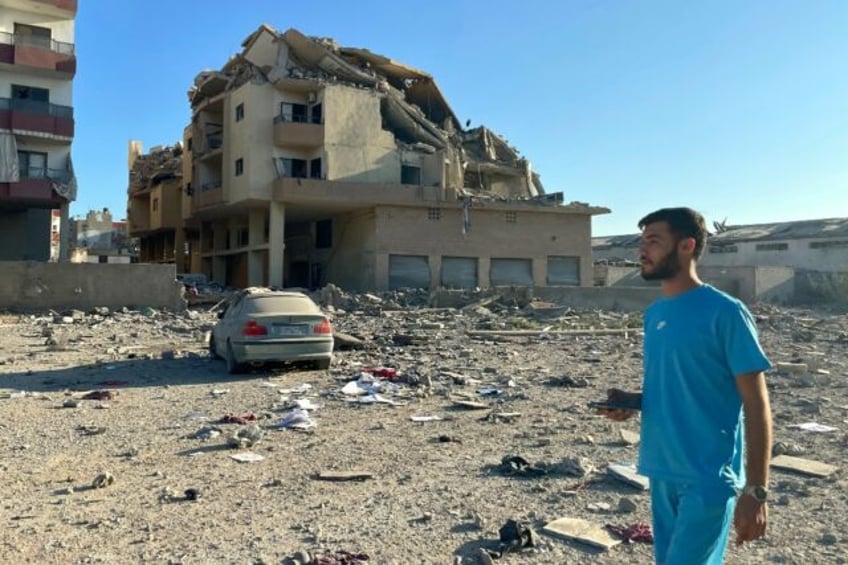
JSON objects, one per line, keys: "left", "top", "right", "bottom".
{"left": 771, "top": 455, "right": 838, "bottom": 478}
{"left": 542, "top": 517, "right": 622, "bottom": 551}
{"left": 607, "top": 463, "right": 650, "bottom": 490}
{"left": 314, "top": 471, "right": 374, "bottom": 482}
{"left": 618, "top": 429, "right": 640, "bottom": 446}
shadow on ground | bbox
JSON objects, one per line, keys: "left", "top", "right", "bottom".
{"left": 0, "top": 354, "right": 316, "bottom": 393}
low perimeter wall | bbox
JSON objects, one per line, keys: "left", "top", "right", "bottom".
{"left": 0, "top": 262, "right": 185, "bottom": 312}
{"left": 434, "top": 286, "right": 662, "bottom": 312}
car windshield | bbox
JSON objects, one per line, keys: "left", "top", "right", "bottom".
{"left": 243, "top": 295, "right": 320, "bottom": 314}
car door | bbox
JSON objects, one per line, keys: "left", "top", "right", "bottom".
{"left": 216, "top": 294, "right": 245, "bottom": 350}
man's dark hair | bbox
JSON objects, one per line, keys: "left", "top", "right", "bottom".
{"left": 638, "top": 207, "right": 707, "bottom": 259}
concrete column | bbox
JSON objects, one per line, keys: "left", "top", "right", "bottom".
{"left": 174, "top": 229, "right": 186, "bottom": 272}
{"left": 268, "top": 202, "right": 285, "bottom": 287}
{"left": 212, "top": 256, "right": 226, "bottom": 284}
{"left": 478, "top": 257, "right": 491, "bottom": 289}
{"left": 532, "top": 256, "right": 546, "bottom": 288}
{"left": 429, "top": 254, "right": 441, "bottom": 290}
{"left": 375, "top": 253, "right": 389, "bottom": 291}
{"left": 58, "top": 202, "right": 70, "bottom": 262}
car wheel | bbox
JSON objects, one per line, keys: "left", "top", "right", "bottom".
{"left": 226, "top": 341, "right": 243, "bottom": 374}
{"left": 314, "top": 358, "right": 331, "bottom": 371}
{"left": 208, "top": 332, "right": 220, "bottom": 359}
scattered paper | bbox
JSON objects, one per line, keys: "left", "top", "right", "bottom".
{"left": 230, "top": 452, "right": 265, "bottom": 463}
{"left": 276, "top": 409, "right": 316, "bottom": 431}
{"left": 294, "top": 398, "right": 321, "bottom": 411}
{"left": 411, "top": 415, "right": 443, "bottom": 422}
{"left": 788, "top": 422, "right": 838, "bottom": 433}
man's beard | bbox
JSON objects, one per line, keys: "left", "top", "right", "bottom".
{"left": 641, "top": 247, "right": 681, "bottom": 280}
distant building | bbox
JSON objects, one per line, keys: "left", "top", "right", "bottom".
{"left": 0, "top": 0, "right": 77, "bottom": 261}
{"left": 592, "top": 217, "right": 848, "bottom": 274}
{"left": 703, "top": 218, "right": 848, "bottom": 273}
{"left": 144, "top": 24, "right": 609, "bottom": 291}
{"left": 126, "top": 142, "right": 198, "bottom": 273}
{"left": 70, "top": 208, "right": 137, "bottom": 264}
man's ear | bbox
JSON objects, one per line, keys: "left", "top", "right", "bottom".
{"left": 678, "top": 237, "right": 696, "bottom": 256}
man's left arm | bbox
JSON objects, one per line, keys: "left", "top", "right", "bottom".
{"left": 734, "top": 371, "right": 773, "bottom": 545}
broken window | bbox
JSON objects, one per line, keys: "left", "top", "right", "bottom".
{"left": 186, "top": 137, "right": 193, "bottom": 151}
{"left": 279, "top": 102, "right": 308, "bottom": 123}
{"left": 17, "top": 151, "right": 47, "bottom": 178}
{"left": 755, "top": 243, "right": 788, "bottom": 252}
{"left": 14, "top": 23, "right": 52, "bottom": 49}
{"left": 505, "top": 212, "right": 517, "bottom": 224}
{"left": 152, "top": 198, "right": 159, "bottom": 212}
{"left": 235, "top": 103, "right": 244, "bottom": 122}
{"left": 237, "top": 228, "right": 249, "bottom": 247}
{"left": 401, "top": 165, "right": 421, "bottom": 185}
{"left": 235, "top": 158, "right": 244, "bottom": 176}
{"left": 310, "top": 158, "right": 322, "bottom": 179}
{"left": 316, "top": 219, "right": 332, "bottom": 249}
{"left": 310, "top": 103, "right": 323, "bottom": 124}
{"left": 427, "top": 208, "right": 440, "bottom": 221}
{"left": 279, "top": 158, "right": 308, "bottom": 178}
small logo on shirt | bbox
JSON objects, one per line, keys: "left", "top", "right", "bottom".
{"left": 656, "top": 321, "right": 667, "bottom": 330}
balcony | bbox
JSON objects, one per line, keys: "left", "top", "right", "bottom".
{"left": 34, "top": 0, "right": 78, "bottom": 13}
{"left": 0, "top": 168, "right": 71, "bottom": 207}
{"left": 0, "top": 31, "right": 76, "bottom": 77}
{"left": 0, "top": 97, "right": 74, "bottom": 139}
{"left": 273, "top": 113, "right": 323, "bottom": 149}
{"left": 192, "top": 182, "right": 225, "bottom": 212}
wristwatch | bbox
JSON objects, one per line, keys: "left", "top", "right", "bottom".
{"left": 742, "top": 485, "right": 769, "bottom": 503}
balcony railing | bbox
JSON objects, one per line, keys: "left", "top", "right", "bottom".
{"left": 0, "top": 97, "right": 74, "bottom": 119}
{"left": 19, "top": 167, "right": 73, "bottom": 182}
{"left": 0, "top": 31, "right": 75, "bottom": 55}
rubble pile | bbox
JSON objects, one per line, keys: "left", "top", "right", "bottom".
{"left": 0, "top": 291, "right": 845, "bottom": 563}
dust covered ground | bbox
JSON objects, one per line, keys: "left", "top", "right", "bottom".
{"left": 0, "top": 290, "right": 846, "bottom": 565}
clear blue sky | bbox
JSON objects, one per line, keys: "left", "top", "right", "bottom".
{"left": 72, "top": 0, "right": 848, "bottom": 236}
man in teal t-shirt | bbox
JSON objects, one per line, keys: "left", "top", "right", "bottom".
{"left": 600, "top": 207, "right": 773, "bottom": 564}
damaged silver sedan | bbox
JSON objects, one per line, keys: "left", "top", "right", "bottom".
{"left": 210, "top": 288, "right": 333, "bottom": 373}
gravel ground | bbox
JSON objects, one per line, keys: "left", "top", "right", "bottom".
{"left": 0, "top": 295, "right": 846, "bottom": 564}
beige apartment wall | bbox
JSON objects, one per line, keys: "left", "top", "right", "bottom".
{"left": 323, "top": 85, "right": 399, "bottom": 184}
{"left": 325, "top": 210, "right": 378, "bottom": 291}
{"left": 226, "top": 82, "right": 278, "bottom": 203}
{"left": 0, "top": 8, "right": 75, "bottom": 43}
{"left": 372, "top": 206, "right": 592, "bottom": 289}
{"left": 399, "top": 148, "right": 444, "bottom": 187}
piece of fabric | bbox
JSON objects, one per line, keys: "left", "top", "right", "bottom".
{"left": 651, "top": 479, "right": 736, "bottom": 565}
{"left": 638, "top": 284, "right": 771, "bottom": 493}
{"left": 0, "top": 132, "right": 20, "bottom": 182}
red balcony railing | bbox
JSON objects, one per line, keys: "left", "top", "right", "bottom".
{"left": 0, "top": 97, "right": 74, "bottom": 138}
{"left": 0, "top": 32, "right": 76, "bottom": 76}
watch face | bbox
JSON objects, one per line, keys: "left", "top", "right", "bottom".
{"left": 754, "top": 486, "right": 768, "bottom": 501}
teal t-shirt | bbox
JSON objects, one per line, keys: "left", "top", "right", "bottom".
{"left": 637, "top": 284, "right": 771, "bottom": 493}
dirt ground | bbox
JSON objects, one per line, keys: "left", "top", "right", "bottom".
{"left": 0, "top": 297, "right": 846, "bottom": 564}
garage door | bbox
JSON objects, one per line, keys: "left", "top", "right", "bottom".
{"left": 490, "top": 258, "right": 533, "bottom": 286}
{"left": 389, "top": 255, "right": 430, "bottom": 290}
{"left": 547, "top": 256, "right": 580, "bottom": 286}
{"left": 441, "top": 256, "right": 478, "bottom": 288}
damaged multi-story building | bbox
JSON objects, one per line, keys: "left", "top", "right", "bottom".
{"left": 127, "top": 141, "right": 198, "bottom": 273}
{"left": 0, "top": 0, "right": 77, "bottom": 261}
{"left": 145, "top": 25, "right": 608, "bottom": 290}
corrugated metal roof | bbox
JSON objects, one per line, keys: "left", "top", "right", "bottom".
{"left": 711, "top": 217, "right": 848, "bottom": 244}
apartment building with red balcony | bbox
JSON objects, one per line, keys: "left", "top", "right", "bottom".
{"left": 0, "top": 0, "right": 77, "bottom": 261}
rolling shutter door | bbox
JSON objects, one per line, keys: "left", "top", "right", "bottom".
{"left": 490, "top": 258, "right": 533, "bottom": 286}
{"left": 547, "top": 256, "right": 580, "bottom": 286}
{"left": 441, "top": 256, "right": 478, "bottom": 288}
{"left": 389, "top": 255, "right": 430, "bottom": 290}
